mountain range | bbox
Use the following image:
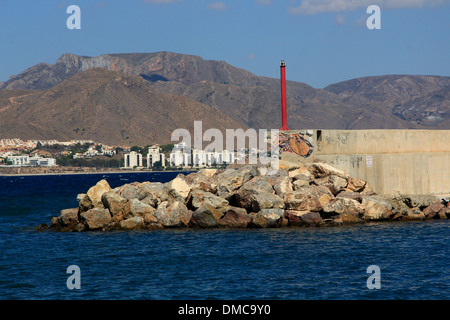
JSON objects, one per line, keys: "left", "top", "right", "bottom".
{"left": 1, "top": 51, "right": 449, "bottom": 145}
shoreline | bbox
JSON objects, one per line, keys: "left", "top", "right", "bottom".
{"left": 0, "top": 167, "right": 196, "bottom": 177}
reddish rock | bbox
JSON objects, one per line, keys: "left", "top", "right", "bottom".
{"left": 102, "top": 191, "right": 127, "bottom": 222}
{"left": 438, "top": 207, "right": 450, "bottom": 219}
{"left": 154, "top": 201, "right": 192, "bottom": 227}
{"left": 362, "top": 195, "right": 393, "bottom": 221}
{"left": 219, "top": 207, "right": 252, "bottom": 228}
{"left": 80, "top": 208, "right": 112, "bottom": 230}
{"left": 285, "top": 210, "right": 322, "bottom": 226}
{"left": 189, "top": 189, "right": 229, "bottom": 211}
{"left": 189, "top": 204, "right": 224, "bottom": 228}
{"left": 300, "top": 212, "right": 322, "bottom": 226}
{"left": 86, "top": 179, "right": 112, "bottom": 208}
{"left": 346, "top": 177, "right": 367, "bottom": 192}
{"left": 119, "top": 216, "right": 145, "bottom": 230}
{"left": 77, "top": 193, "right": 93, "bottom": 212}
{"left": 312, "top": 174, "right": 347, "bottom": 195}
{"left": 58, "top": 208, "right": 79, "bottom": 227}
{"left": 423, "top": 203, "right": 444, "bottom": 219}
{"left": 284, "top": 187, "right": 324, "bottom": 212}
{"left": 251, "top": 209, "right": 284, "bottom": 228}
{"left": 336, "top": 191, "right": 363, "bottom": 203}
{"left": 234, "top": 189, "right": 284, "bottom": 212}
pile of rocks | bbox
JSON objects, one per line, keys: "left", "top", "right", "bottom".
{"left": 45, "top": 161, "right": 450, "bottom": 231}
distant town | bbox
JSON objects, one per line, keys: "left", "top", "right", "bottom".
{"left": 0, "top": 138, "right": 268, "bottom": 171}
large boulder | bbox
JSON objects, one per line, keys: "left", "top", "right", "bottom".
{"left": 284, "top": 210, "right": 322, "bottom": 227}
{"left": 251, "top": 193, "right": 284, "bottom": 211}
{"left": 288, "top": 166, "right": 312, "bottom": 181}
{"left": 101, "top": 191, "right": 128, "bottom": 222}
{"left": 80, "top": 208, "right": 112, "bottom": 230}
{"left": 362, "top": 195, "right": 393, "bottom": 221}
{"left": 218, "top": 207, "right": 252, "bottom": 228}
{"left": 336, "top": 191, "right": 363, "bottom": 203}
{"left": 240, "top": 176, "right": 275, "bottom": 195}
{"left": 284, "top": 186, "right": 324, "bottom": 212}
{"left": 346, "top": 177, "right": 367, "bottom": 192}
{"left": 57, "top": 208, "right": 79, "bottom": 227}
{"left": 189, "top": 204, "right": 224, "bottom": 228}
{"left": 136, "top": 182, "right": 166, "bottom": 207}
{"left": 312, "top": 175, "right": 347, "bottom": 196}
{"left": 260, "top": 169, "right": 293, "bottom": 196}
{"left": 50, "top": 208, "right": 80, "bottom": 231}
{"left": 123, "top": 199, "right": 156, "bottom": 221}
{"left": 154, "top": 201, "right": 191, "bottom": 228}
{"left": 292, "top": 179, "right": 310, "bottom": 190}
{"left": 438, "top": 207, "right": 450, "bottom": 219}
{"left": 251, "top": 209, "right": 284, "bottom": 228}
{"left": 323, "top": 197, "right": 365, "bottom": 223}
{"left": 278, "top": 160, "right": 304, "bottom": 171}
{"left": 394, "top": 194, "right": 442, "bottom": 210}
{"left": 216, "top": 165, "right": 260, "bottom": 198}
{"left": 188, "top": 189, "right": 229, "bottom": 212}
{"left": 86, "top": 180, "right": 112, "bottom": 208}
{"left": 119, "top": 216, "right": 145, "bottom": 230}
{"left": 423, "top": 203, "right": 445, "bottom": 219}
{"left": 165, "top": 174, "right": 192, "bottom": 201}
{"left": 234, "top": 189, "right": 284, "bottom": 212}
{"left": 307, "top": 162, "right": 350, "bottom": 180}
{"left": 185, "top": 170, "right": 219, "bottom": 194}
{"left": 77, "top": 193, "right": 93, "bottom": 212}
{"left": 196, "top": 168, "right": 219, "bottom": 178}
{"left": 116, "top": 182, "right": 140, "bottom": 201}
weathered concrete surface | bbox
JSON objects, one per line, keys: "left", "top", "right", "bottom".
{"left": 281, "top": 129, "right": 450, "bottom": 196}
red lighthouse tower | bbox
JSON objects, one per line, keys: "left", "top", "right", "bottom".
{"left": 280, "top": 60, "right": 290, "bottom": 131}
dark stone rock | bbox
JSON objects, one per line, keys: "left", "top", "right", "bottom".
{"left": 219, "top": 207, "right": 252, "bottom": 228}
{"left": 336, "top": 191, "right": 363, "bottom": 203}
{"left": 189, "top": 204, "right": 224, "bottom": 228}
{"left": 154, "top": 201, "right": 191, "bottom": 228}
{"left": 80, "top": 208, "right": 112, "bottom": 230}
{"left": 423, "top": 203, "right": 445, "bottom": 219}
{"left": 251, "top": 209, "right": 284, "bottom": 228}
{"left": 102, "top": 191, "right": 127, "bottom": 222}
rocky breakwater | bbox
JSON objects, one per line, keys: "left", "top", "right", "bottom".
{"left": 45, "top": 161, "right": 450, "bottom": 231}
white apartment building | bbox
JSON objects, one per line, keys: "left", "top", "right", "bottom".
{"left": 123, "top": 151, "right": 143, "bottom": 168}
{"left": 169, "top": 142, "right": 190, "bottom": 167}
{"left": 7, "top": 155, "right": 30, "bottom": 166}
{"left": 147, "top": 145, "right": 166, "bottom": 168}
{"left": 170, "top": 150, "right": 191, "bottom": 167}
{"left": 7, "top": 155, "right": 57, "bottom": 167}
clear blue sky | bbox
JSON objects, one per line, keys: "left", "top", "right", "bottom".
{"left": 0, "top": 0, "right": 449, "bottom": 88}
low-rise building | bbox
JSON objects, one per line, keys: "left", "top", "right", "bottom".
{"left": 7, "top": 155, "right": 30, "bottom": 166}
{"left": 6, "top": 155, "right": 57, "bottom": 167}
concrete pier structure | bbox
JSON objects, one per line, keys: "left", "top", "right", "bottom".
{"left": 281, "top": 129, "right": 450, "bottom": 196}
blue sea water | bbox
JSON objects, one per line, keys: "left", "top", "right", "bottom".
{"left": 0, "top": 172, "right": 449, "bottom": 300}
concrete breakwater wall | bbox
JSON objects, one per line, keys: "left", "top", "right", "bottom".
{"left": 41, "top": 162, "right": 450, "bottom": 232}
{"left": 280, "top": 129, "right": 450, "bottom": 196}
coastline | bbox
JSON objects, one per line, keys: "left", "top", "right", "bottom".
{"left": 0, "top": 166, "right": 195, "bottom": 177}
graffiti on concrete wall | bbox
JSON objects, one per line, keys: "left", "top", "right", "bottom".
{"left": 278, "top": 132, "right": 313, "bottom": 158}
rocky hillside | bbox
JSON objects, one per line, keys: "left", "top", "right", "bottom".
{"left": 324, "top": 75, "right": 450, "bottom": 129}
{"left": 1, "top": 52, "right": 449, "bottom": 144}
{"left": 392, "top": 85, "right": 450, "bottom": 128}
{"left": 0, "top": 68, "right": 244, "bottom": 146}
